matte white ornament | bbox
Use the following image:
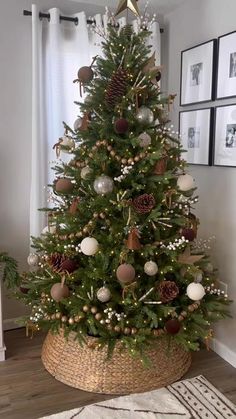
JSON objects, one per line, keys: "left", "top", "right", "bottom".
{"left": 144, "top": 261, "right": 158, "bottom": 276}
{"left": 186, "top": 282, "right": 205, "bottom": 301}
{"left": 27, "top": 253, "right": 39, "bottom": 267}
{"left": 94, "top": 175, "right": 114, "bottom": 195}
{"left": 60, "top": 136, "right": 75, "bottom": 151}
{"left": 138, "top": 132, "right": 151, "bottom": 148}
{"left": 136, "top": 106, "right": 154, "bottom": 124}
{"left": 42, "top": 225, "right": 56, "bottom": 235}
{"left": 80, "top": 237, "right": 99, "bottom": 256}
{"left": 97, "top": 287, "right": 111, "bottom": 303}
{"left": 81, "top": 166, "right": 91, "bottom": 179}
{"left": 177, "top": 174, "right": 194, "bottom": 191}
{"left": 73, "top": 117, "right": 82, "bottom": 131}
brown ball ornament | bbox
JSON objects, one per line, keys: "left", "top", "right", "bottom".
{"left": 20, "top": 284, "right": 29, "bottom": 294}
{"left": 181, "top": 228, "right": 196, "bottom": 242}
{"left": 50, "top": 283, "right": 70, "bottom": 302}
{"left": 114, "top": 118, "right": 129, "bottom": 134}
{"left": 55, "top": 178, "right": 74, "bottom": 193}
{"left": 60, "top": 259, "right": 77, "bottom": 274}
{"left": 77, "top": 66, "right": 94, "bottom": 83}
{"left": 165, "top": 319, "right": 181, "bottom": 335}
{"left": 116, "top": 263, "right": 136, "bottom": 284}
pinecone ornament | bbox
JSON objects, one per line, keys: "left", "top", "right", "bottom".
{"left": 159, "top": 281, "right": 179, "bottom": 303}
{"left": 49, "top": 253, "right": 66, "bottom": 271}
{"left": 105, "top": 68, "right": 128, "bottom": 108}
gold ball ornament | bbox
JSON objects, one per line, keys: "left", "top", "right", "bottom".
{"left": 68, "top": 317, "right": 75, "bottom": 325}
{"left": 114, "top": 325, "right": 121, "bottom": 333}
{"left": 55, "top": 312, "right": 62, "bottom": 320}
{"left": 95, "top": 313, "right": 102, "bottom": 321}
{"left": 61, "top": 316, "right": 68, "bottom": 323}
{"left": 124, "top": 327, "right": 131, "bottom": 335}
{"left": 131, "top": 327, "right": 137, "bottom": 335}
{"left": 91, "top": 306, "right": 98, "bottom": 314}
{"left": 83, "top": 305, "right": 90, "bottom": 313}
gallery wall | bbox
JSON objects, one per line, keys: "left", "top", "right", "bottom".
{"left": 164, "top": 0, "right": 236, "bottom": 366}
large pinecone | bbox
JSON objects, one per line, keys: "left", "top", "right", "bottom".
{"left": 105, "top": 68, "right": 128, "bottom": 108}
{"left": 49, "top": 253, "right": 66, "bottom": 271}
{"left": 159, "top": 281, "right": 179, "bottom": 303}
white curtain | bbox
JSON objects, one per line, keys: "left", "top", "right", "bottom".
{"left": 30, "top": 4, "right": 161, "bottom": 238}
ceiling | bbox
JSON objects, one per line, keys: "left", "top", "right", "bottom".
{"left": 69, "top": 0, "right": 187, "bottom": 16}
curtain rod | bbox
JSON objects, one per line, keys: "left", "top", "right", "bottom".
{"left": 23, "top": 10, "right": 164, "bottom": 33}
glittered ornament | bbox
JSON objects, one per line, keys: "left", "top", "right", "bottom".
{"left": 105, "top": 68, "right": 128, "bottom": 108}
{"left": 116, "top": 263, "right": 135, "bottom": 284}
{"left": 133, "top": 194, "right": 155, "bottom": 214}
{"left": 27, "top": 253, "right": 39, "bottom": 267}
{"left": 114, "top": 118, "right": 129, "bottom": 134}
{"left": 74, "top": 117, "right": 83, "bottom": 131}
{"left": 177, "top": 174, "right": 194, "bottom": 191}
{"left": 80, "top": 237, "right": 99, "bottom": 256}
{"left": 97, "top": 287, "right": 111, "bottom": 303}
{"left": 94, "top": 175, "right": 114, "bottom": 195}
{"left": 136, "top": 106, "right": 154, "bottom": 124}
{"left": 81, "top": 166, "right": 91, "bottom": 179}
{"left": 181, "top": 228, "right": 196, "bottom": 242}
{"left": 159, "top": 281, "right": 179, "bottom": 303}
{"left": 126, "top": 228, "right": 142, "bottom": 250}
{"left": 186, "top": 282, "right": 205, "bottom": 301}
{"left": 165, "top": 319, "right": 181, "bottom": 335}
{"left": 55, "top": 178, "right": 74, "bottom": 193}
{"left": 144, "top": 261, "right": 158, "bottom": 276}
{"left": 60, "top": 259, "right": 77, "bottom": 274}
{"left": 138, "top": 132, "right": 152, "bottom": 148}
{"left": 50, "top": 283, "right": 70, "bottom": 302}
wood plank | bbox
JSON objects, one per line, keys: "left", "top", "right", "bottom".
{"left": 0, "top": 328, "right": 235, "bottom": 419}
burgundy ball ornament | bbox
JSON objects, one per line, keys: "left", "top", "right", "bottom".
{"left": 181, "top": 228, "right": 196, "bottom": 242}
{"left": 165, "top": 319, "right": 181, "bottom": 335}
{"left": 60, "top": 259, "right": 77, "bottom": 274}
{"left": 114, "top": 118, "right": 129, "bottom": 134}
{"left": 55, "top": 178, "right": 74, "bottom": 193}
{"left": 20, "top": 284, "right": 29, "bottom": 294}
{"left": 116, "top": 263, "right": 135, "bottom": 284}
{"left": 50, "top": 283, "right": 70, "bottom": 302}
{"left": 77, "top": 66, "right": 94, "bottom": 83}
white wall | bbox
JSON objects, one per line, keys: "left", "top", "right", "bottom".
{"left": 0, "top": 0, "right": 104, "bottom": 325}
{"left": 164, "top": 0, "right": 236, "bottom": 366}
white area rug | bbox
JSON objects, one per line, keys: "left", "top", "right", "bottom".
{"left": 40, "top": 375, "right": 236, "bottom": 419}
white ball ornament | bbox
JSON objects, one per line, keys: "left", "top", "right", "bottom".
{"left": 80, "top": 237, "right": 99, "bottom": 256}
{"left": 177, "top": 174, "right": 194, "bottom": 191}
{"left": 144, "top": 261, "right": 158, "bottom": 276}
{"left": 97, "top": 287, "right": 111, "bottom": 303}
{"left": 138, "top": 132, "right": 152, "bottom": 148}
{"left": 27, "top": 253, "right": 39, "bottom": 267}
{"left": 41, "top": 225, "right": 56, "bottom": 235}
{"left": 81, "top": 166, "right": 91, "bottom": 179}
{"left": 94, "top": 175, "right": 114, "bottom": 195}
{"left": 60, "top": 136, "right": 75, "bottom": 151}
{"left": 186, "top": 282, "right": 205, "bottom": 301}
{"left": 136, "top": 106, "right": 154, "bottom": 124}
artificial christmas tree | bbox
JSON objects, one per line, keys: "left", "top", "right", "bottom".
{"left": 16, "top": 2, "right": 231, "bottom": 393}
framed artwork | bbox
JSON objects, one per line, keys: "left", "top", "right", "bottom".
{"left": 180, "top": 39, "right": 217, "bottom": 106}
{"left": 213, "top": 104, "right": 236, "bottom": 167}
{"left": 179, "top": 108, "right": 214, "bottom": 166}
{"left": 216, "top": 31, "right": 236, "bottom": 100}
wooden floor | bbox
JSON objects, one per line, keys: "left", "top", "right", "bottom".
{"left": 0, "top": 329, "right": 235, "bottom": 419}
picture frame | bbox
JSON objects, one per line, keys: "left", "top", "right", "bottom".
{"left": 213, "top": 104, "right": 236, "bottom": 167}
{"left": 179, "top": 108, "right": 214, "bottom": 166}
{"left": 180, "top": 39, "right": 217, "bottom": 106}
{"left": 216, "top": 31, "right": 236, "bottom": 100}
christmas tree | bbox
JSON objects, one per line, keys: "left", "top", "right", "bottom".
{"left": 18, "top": 3, "right": 231, "bottom": 359}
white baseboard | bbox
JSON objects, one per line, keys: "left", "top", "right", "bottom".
{"left": 0, "top": 345, "right": 6, "bottom": 362}
{"left": 3, "top": 317, "right": 22, "bottom": 331}
{"left": 211, "top": 338, "right": 236, "bottom": 369}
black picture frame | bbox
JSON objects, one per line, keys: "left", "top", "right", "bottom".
{"left": 213, "top": 104, "right": 236, "bottom": 167}
{"left": 216, "top": 31, "right": 236, "bottom": 100}
{"left": 179, "top": 107, "right": 214, "bottom": 166}
{"left": 180, "top": 39, "right": 217, "bottom": 106}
